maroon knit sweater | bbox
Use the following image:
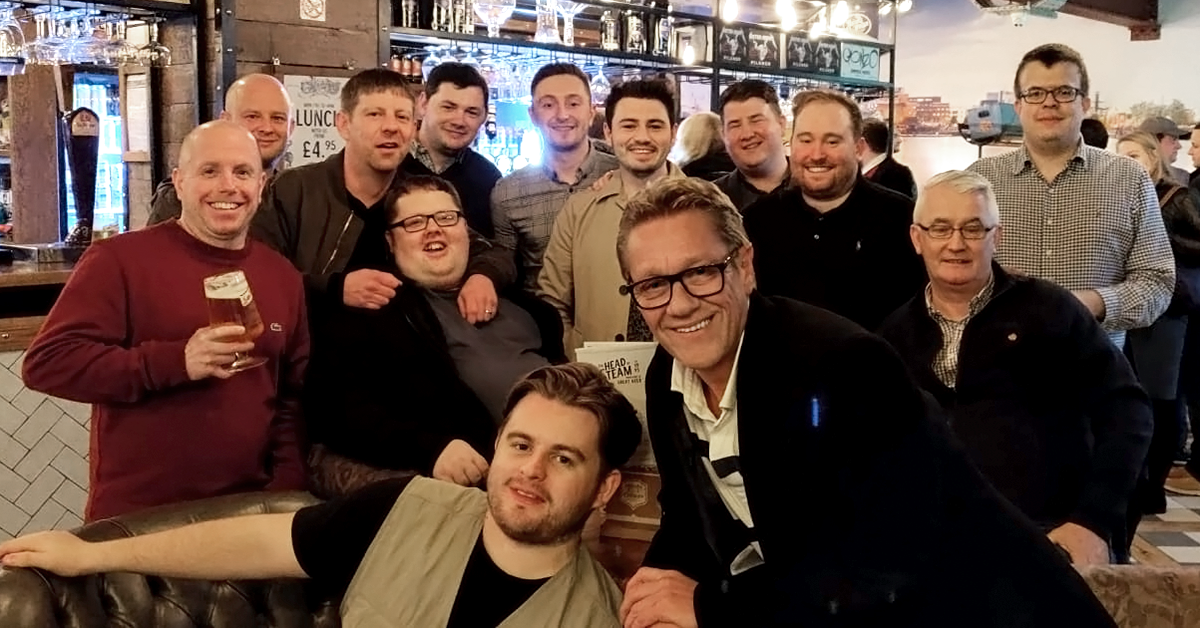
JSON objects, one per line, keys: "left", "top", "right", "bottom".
{"left": 22, "top": 221, "right": 309, "bottom": 520}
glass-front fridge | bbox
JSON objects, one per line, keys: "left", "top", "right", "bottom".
{"left": 61, "top": 69, "right": 125, "bottom": 238}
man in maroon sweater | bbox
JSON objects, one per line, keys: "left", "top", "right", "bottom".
{"left": 22, "top": 120, "right": 309, "bottom": 521}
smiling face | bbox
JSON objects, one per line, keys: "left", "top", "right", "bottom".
{"left": 722, "top": 97, "right": 787, "bottom": 175}
{"left": 385, "top": 188, "right": 469, "bottom": 289}
{"left": 418, "top": 83, "right": 487, "bottom": 155}
{"left": 172, "top": 122, "right": 266, "bottom": 249}
{"left": 910, "top": 183, "right": 1002, "bottom": 292}
{"left": 1014, "top": 61, "right": 1090, "bottom": 151}
{"left": 221, "top": 74, "right": 294, "bottom": 169}
{"left": 790, "top": 101, "right": 862, "bottom": 202}
{"left": 606, "top": 97, "right": 676, "bottom": 178}
{"left": 530, "top": 73, "right": 592, "bottom": 153}
{"left": 1117, "top": 140, "right": 1160, "bottom": 180}
{"left": 623, "top": 210, "right": 754, "bottom": 383}
{"left": 486, "top": 393, "right": 618, "bottom": 546}
{"left": 337, "top": 89, "right": 416, "bottom": 174}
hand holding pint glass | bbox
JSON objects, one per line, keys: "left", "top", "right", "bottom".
{"left": 198, "top": 270, "right": 266, "bottom": 374}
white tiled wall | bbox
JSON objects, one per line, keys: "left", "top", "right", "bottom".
{"left": 0, "top": 351, "right": 89, "bottom": 540}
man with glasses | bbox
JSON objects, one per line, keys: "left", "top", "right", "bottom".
{"left": 613, "top": 177, "right": 1117, "bottom": 628}
{"left": 303, "top": 175, "right": 564, "bottom": 498}
{"left": 967, "top": 44, "right": 1173, "bottom": 349}
{"left": 878, "top": 170, "right": 1151, "bottom": 565}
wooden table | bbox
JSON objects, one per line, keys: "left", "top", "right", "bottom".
{"left": 0, "top": 261, "right": 73, "bottom": 351}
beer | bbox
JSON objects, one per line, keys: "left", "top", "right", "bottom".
{"left": 203, "top": 270, "right": 267, "bottom": 372}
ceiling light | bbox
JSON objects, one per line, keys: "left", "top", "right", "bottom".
{"left": 721, "top": 0, "right": 739, "bottom": 22}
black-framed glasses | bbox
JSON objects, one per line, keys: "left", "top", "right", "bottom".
{"left": 387, "top": 210, "right": 463, "bottom": 233}
{"left": 619, "top": 252, "right": 737, "bottom": 310}
{"left": 1018, "top": 86, "right": 1084, "bottom": 104}
{"left": 915, "top": 223, "right": 996, "bottom": 240}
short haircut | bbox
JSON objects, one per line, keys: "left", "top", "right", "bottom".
{"left": 340, "top": 68, "right": 414, "bottom": 114}
{"left": 1013, "top": 43, "right": 1089, "bottom": 97}
{"left": 1116, "top": 131, "right": 1168, "bottom": 184}
{"left": 383, "top": 174, "right": 463, "bottom": 223}
{"left": 914, "top": 170, "right": 1001, "bottom": 226}
{"left": 500, "top": 363, "right": 643, "bottom": 473}
{"left": 604, "top": 78, "right": 677, "bottom": 128}
{"left": 617, "top": 177, "right": 751, "bottom": 280}
{"left": 792, "top": 89, "right": 864, "bottom": 139}
{"left": 1080, "top": 118, "right": 1109, "bottom": 149}
{"left": 862, "top": 119, "right": 892, "bottom": 154}
{"left": 718, "top": 79, "right": 782, "bottom": 119}
{"left": 425, "top": 62, "right": 490, "bottom": 108}
{"left": 530, "top": 62, "right": 592, "bottom": 101}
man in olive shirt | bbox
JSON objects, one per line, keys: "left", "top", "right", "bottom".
{"left": 0, "top": 364, "right": 642, "bottom": 628}
{"left": 147, "top": 74, "right": 294, "bottom": 226}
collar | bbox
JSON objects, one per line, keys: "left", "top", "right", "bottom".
{"left": 862, "top": 153, "right": 887, "bottom": 174}
{"left": 540, "top": 139, "right": 611, "bottom": 183}
{"left": 670, "top": 330, "right": 747, "bottom": 416}
{"left": 596, "top": 161, "right": 687, "bottom": 207}
{"left": 410, "top": 139, "right": 466, "bottom": 174}
{"left": 924, "top": 273, "right": 996, "bottom": 324}
{"left": 734, "top": 158, "right": 791, "bottom": 194}
{"left": 1011, "top": 139, "right": 1089, "bottom": 176}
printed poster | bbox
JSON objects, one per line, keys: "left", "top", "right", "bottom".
{"left": 283, "top": 75, "right": 349, "bottom": 169}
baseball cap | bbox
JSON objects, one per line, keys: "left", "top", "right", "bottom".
{"left": 1139, "top": 116, "right": 1192, "bottom": 140}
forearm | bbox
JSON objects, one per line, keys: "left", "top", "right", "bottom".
{"left": 1095, "top": 268, "right": 1174, "bottom": 331}
{"left": 466, "top": 234, "right": 517, "bottom": 290}
{"left": 22, "top": 337, "right": 189, "bottom": 404}
{"left": 93, "top": 513, "right": 304, "bottom": 580}
{"left": 1073, "top": 399, "right": 1153, "bottom": 539}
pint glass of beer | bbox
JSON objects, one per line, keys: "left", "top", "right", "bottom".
{"left": 202, "top": 270, "right": 267, "bottom": 373}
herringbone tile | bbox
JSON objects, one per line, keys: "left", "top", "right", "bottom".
{"left": 0, "top": 353, "right": 88, "bottom": 536}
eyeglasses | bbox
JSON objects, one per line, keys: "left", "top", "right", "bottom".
{"left": 915, "top": 223, "right": 996, "bottom": 240}
{"left": 1018, "top": 86, "right": 1084, "bottom": 104}
{"left": 388, "top": 210, "right": 463, "bottom": 233}
{"left": 619, "top": 252, "right": 736, "bottom": 310}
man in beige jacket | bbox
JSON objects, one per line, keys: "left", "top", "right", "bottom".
{"left": 0, "top": 364, "right": 643, "bottom": 628}
{"left": 538, "top": 79, "right": 685, "bottom": 356}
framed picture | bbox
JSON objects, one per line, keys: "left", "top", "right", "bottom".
{"left": 785, "top": 33, "right": 816, "bottom": 72}
{"left": 813, "top": 40, "right": 841, "bottom": 75}
{"left": 746, "top": 28, "right": 779, "bottom": 69}
{"left": 718, "top": 27, "right": 748, "bottom": 64}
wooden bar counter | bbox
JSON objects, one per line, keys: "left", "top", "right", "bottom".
{"left": 0, "top": 261, "right": 73, "bottom": 352}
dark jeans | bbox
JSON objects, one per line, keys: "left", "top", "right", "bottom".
{"left": 1181, "top": 317, "right": 1200, "bottom": 470}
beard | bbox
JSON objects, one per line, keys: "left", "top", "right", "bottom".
{"left": 487, "top": 482, "right": 598, "bottom": 546}
{"left": 792, "top": 159, "right": 857, "bottom": 201}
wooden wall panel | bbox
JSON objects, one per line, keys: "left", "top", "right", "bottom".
{"left": 9, "top": 65, "right": 61, "bottom": 244}
{"left": 236, "top": 20, "right": 379, "bottom": 72}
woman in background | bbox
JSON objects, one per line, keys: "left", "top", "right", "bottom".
{"left": 670, "top": 111, "right": 735, "bottom": 181}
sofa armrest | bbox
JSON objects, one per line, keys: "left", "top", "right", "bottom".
{"left": 1078, "top": 564, "right": 1200, "bottom": 628}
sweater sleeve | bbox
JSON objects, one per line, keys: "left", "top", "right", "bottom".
{"left": 21, "top": 244, "right": 191, "bottom": 404}
{"left": 267, "top": 275, "right": 311, "bottom": 491}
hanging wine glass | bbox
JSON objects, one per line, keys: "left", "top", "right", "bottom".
{"left": 473, "top": 0, "right": 515, "bottom": 39}
{"left": 0, "top": 2, "right": 26, "bottom": 76}
{"left": 137, "top": 20, "right": 171, "bottom": 68}
{"left": 589, "top": 62, "right": 611, "bottom": 102}
{"left": 555, "top": 1, "right": 586, "bottom": 47}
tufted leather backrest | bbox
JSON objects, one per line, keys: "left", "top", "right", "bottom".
{"left": 0, "top": 491, "right": 342, "bottom": 628}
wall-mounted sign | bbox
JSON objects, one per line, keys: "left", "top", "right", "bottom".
{"left": 785, "top": 34, "right": 814, "bottom": 71}
{"left": 840, "top": 42, "right": 881, "bottom": 81}
{"left": 812, "top": 40, "right": 841, "bottom": 75}
{"left": 746, "top": 29, "right": 779, "bottom": 69}
{"left": 718, "top": 27, "right": 748, "bottom": 65}
{"left": 300, "top": 0, "right": 326, "bottom": 21}
{"left": 283, "top": 74, "right": 348, "bottom": 169}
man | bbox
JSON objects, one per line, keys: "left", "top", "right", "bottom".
{"left": 538, "top": 78, "right": 684, "bottom": 355}
{"left": 741, "top": 89, "right": 925, "bottom": 332}
{"left": 1189, "top": 123, "right": 1200, "bottom": 189}
{"left": 252, "top": 69, "right": 513, "bottom": 325}
{"left": 711, "top": 79, "right": 791, "bottom": 212}
{"left": 0, "top": 364, "right": 642, "bottom": 628}
{"left": 147, "top": 73, "right": 294, "bottom": 225}
{"left": 1081, "top": 118, "right": 1109, "bottom": 149}
{"left": 860, "top": 118, "right": 917, "bottom": 198}
{"left": 403, "top": 62, "right": 502, "bottom": 237}
{"left": 306, "top": 175, "right": 565, "bottom": 497}
{"left": 613, "top": 177, "right": 1116, "bottom": 628}
{"left": 968, "top": 44, "right": 1174, "bottom": 349}
{"left": 1138, "top": 115, "right": 1192, "bottom": 186}
{"left": 21, "top": 121, "right": 308, "bottom": 521}
{"left": 492, "top": 63, "right": 618, "bottom": 291}
{"left": 877, "top": 170, "right": 1151, "bottom": 564}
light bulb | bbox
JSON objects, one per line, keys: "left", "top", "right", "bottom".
{"left": 780, "top": 6, "right": 797, "bottom": 30}
{"left": 775, "top": 0, "right": 791, "bottom": 15}
{"left": 682, "top": 42, "right": 696, "bottom": 64}
{"left": 897, "top": 0, "right": 912, "bottom": 12}
{"left": 832, "top": 0, "right": 849, "bottom": 26}
{"left": 878, "top": 1, "right": 892, "bottom": 15}
{"left": 721, "top": 0, "right": 739, "bottom": 22}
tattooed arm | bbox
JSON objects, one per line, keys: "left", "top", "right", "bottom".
{"left": 307, "top": 444, "right": 418, "bottom": 499}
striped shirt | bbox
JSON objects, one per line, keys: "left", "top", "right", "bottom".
{"left": 924, "top": 276, "right": 994, "bottom": 388}
{"left": 967, "top": 143, "right": 1174, "bottom": 347}
{"left": 491, "top": 140, "right": 618, "bottom": 291}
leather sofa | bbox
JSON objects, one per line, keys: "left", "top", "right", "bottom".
{"left": 1, "top": 491, "right": 1198, "bottom": 628}
{"left": 0, "top": 491, "right": 340, "bottom": 628}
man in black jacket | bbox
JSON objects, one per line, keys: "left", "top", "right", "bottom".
{"left": 305, "top": 175, "right": 565, "bottom": 498}
{"left": 614, "top": 177, "right": 1115, "bottom": 628}
{"left": 859, "top": 119, "right": 917, "bottom": 199}
{"left": 877, "top": 170, "right": 1151, "bottom": 564}
{"left": 742, "top": 89, "right": 925, "bottom": 331}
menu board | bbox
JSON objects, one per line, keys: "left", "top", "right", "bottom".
{"left": 283, "top": 74, "right": 349, "bottom": 168}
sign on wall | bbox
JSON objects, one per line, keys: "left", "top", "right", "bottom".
{"left": 282, "top": 74, "right": 348, "bottom": 169}
{"left": 840, "top": 42, "right": 881, "bottom": 82}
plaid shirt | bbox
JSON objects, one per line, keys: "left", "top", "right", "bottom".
{"left": 925, "top": 277, "right": 995, "bottom": 388}
{"left": 968, "top": 143, "right": 1174, "bottom": 347}
{"left": 409, "top": 139, "right": 466, "bottom": 174}
{"left": 491, "top": 140, "right": 618, "bottom": 291}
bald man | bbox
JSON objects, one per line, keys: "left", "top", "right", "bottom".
{"left": 147, "top": 74, "right": 295, "bottom": 226}
{"left": 23, "top": 120, "right": 310, "bottom": 521}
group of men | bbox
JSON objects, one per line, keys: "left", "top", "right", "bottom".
{"left": 0, "top": 40, "right": 1172, "bottom": 628}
